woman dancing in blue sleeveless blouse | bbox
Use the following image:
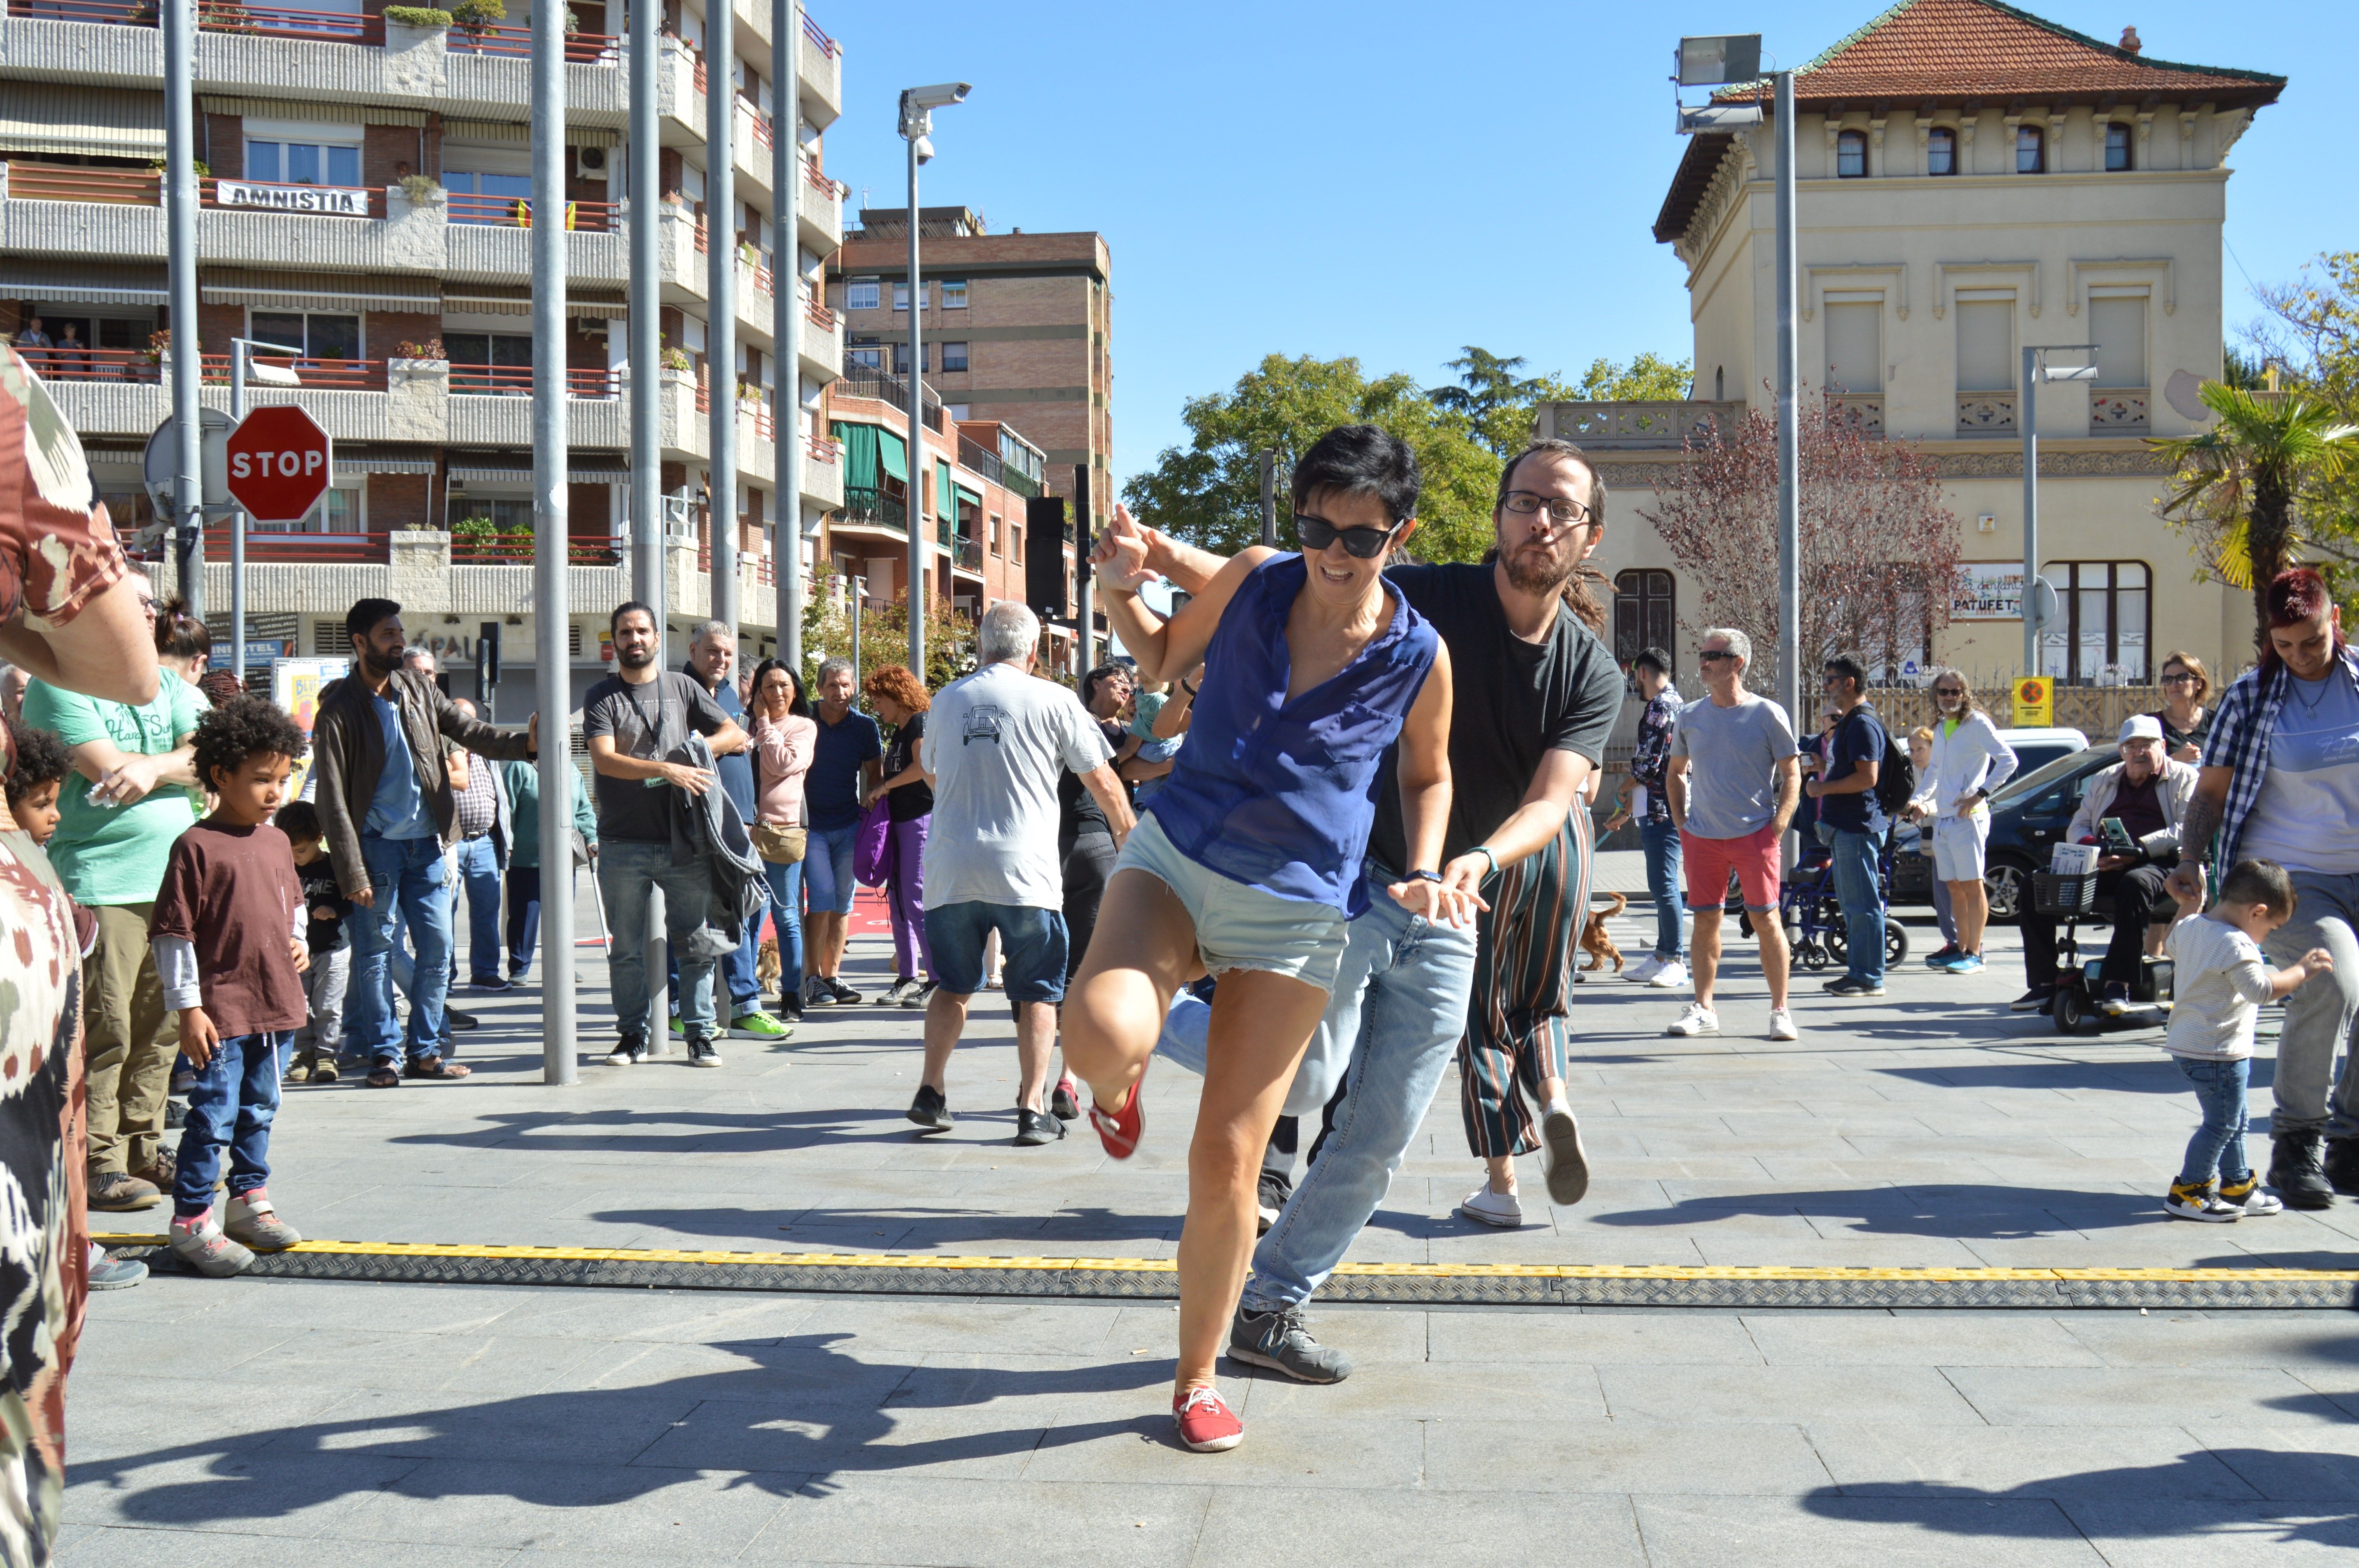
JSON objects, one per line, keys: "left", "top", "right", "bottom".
{"left": 1064, "top": 426, "right": 1480, "bottom": 1453}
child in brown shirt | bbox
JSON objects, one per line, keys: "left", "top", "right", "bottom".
{"left": 149, "top": 697, "right": 312, "bottom": 1278}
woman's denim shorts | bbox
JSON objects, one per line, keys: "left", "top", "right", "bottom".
{"left": 1113, "top": 813, "right": 1351, "bottom": 993}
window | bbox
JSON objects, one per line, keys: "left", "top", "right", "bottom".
{"left": 449, "top": 496, "right": 534, "bottom": 534}
{"left": 945, "top": 403, "right": 969, "bottom": 421}
{"left": 1012, "top": 523, "right": 1023, "bottom": 565}
{"left": 941, "top": 280, "right": 967, "bottom": 309}
{"left": 2088, "top": 296, "right": 2147, "bottom": 387}
{"left": 1955, "top": 298, "right": 2014, "bottom": 391}
{"left": 1713, "top": 366, "right": 1724, "bottom": 400}
{"left": 847, "top": 335, "right": 882, "bottom": 370}
{"left": 1612, "top": 570, "right": 1675, "bottom": 669}
{"left": 989, "top": 512, "right": 1001, "bottom": 556}
{"left": 2039, "top": 561, "right": 2150, "bottom": 684}
{"left": 443, "top": 330, "right": 532, "bottom": 391}
{"left": 845, "top": 277, "right": 880, "bottom": 311}
{"left": 261, "top": 484, "right": 360, "bottom": 536}
{"left": 245, "top": 138, "right": 360, "bottom": 187}
{"left": 2105, "top": 121, "right": 2132, "bottom": 172}
{"left": 1927, "top": 126, "right": 1956, "bottom": 176}
{"left": 941, "top": 342, "right": 968, "bottom": 373}
{"left": 893, "top": 281, "right": 919, "bottom": 312}
{"left": 250, "top": 310, "right": 359, "bottom": 361}
{"left": 2015, "top": 123, "right": 2044, "bottom": 173}
{"left": 1835, "top": 128, "right": 1866, "bottom": 177}
{"left": 892, "top": 341, "right": 926, "bottom": 375}
{"left": 1824, "top": 301, "right": 1881, "bottom": 394}
{"left": 443, "top": 168, "right": 534, "bottom": 225}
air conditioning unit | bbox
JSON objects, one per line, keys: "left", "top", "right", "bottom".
{"left": 576, "top": 146, "right": 609, "bottom": 180}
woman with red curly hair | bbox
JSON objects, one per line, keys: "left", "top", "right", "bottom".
{"left": 862, "top": 663, "right": 936, "bottom": 1007}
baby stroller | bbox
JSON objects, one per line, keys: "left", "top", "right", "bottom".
{"left": 1780, "top": 834, "right": 1911, "bottom": 973}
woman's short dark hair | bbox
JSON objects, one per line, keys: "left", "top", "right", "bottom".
{"left": 191, "top": 696, "right": 308, "bottom": 788}
{"left": 3, "top": 719, "right": 68, "bottom": 806}
{"left": 1290, "top": 424, "right": 1420, "bottom": 526}
{"left": 155, "top": 595, "right": 209, "bottom": 661}
{"left": 749, "top": 658, "right": 810, "bottom": 717}
{"left": 1632, "top": 646, "right": 1672, "bottom": 677}
{"left": 1080, "top": 662, "right": 1128, "bottom": 711}
{"left": 197, "top": 669, "right": 245, "bottom": 708}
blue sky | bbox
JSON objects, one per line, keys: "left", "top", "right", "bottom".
{"left": 811, "top": 1, "right": 2348, "bottom": 487}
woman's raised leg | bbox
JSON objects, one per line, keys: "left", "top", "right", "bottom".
{"left": 1060, "top": 868, "right": 1199, "bottom": 1109}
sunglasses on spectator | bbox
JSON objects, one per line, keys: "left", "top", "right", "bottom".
{"left": 1699, "top": 650, "right": 1740, "bottom": 663}
{"left": 2161, "top": 672, "right": 2197, "bottom": 686}
{"left": 1293, "top": 513, "right": 1401, "bottom": 559}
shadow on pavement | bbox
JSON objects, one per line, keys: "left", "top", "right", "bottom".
{"left": 589, "top": 1205, "right": 1180, "bottom": 1252}
{"left": 81, "top": 1334, "right": 1173, "bottom": 1524}
{"left": 1874, "top": 1058, "right": 2276, "bottom": 1095}
{"left": 384, "top": 1107, "right": 923, "bottom": 1156}
{"left": 1589, "top": 1183, "right": 2161, "bottom": 1239}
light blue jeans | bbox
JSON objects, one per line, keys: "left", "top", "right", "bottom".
{"left": 1821, "top": 822, "right": 1887, "bottom": 987}
{"left": 1638, "top": 818, "right": 1686, "bottom": 960}
{"left": 343, "top": 833, "right": 453, "bottom": 1067}
{"left": 1157, "top": 859, "right": 1477, "bottom": 1313}
{"left": 598, "top": 839, "right": 721, "bottom": 1044}
{"left": 761, "top": 857, "right": 805, "bottom": 995}
{"left": 454, "top": 834, "right": 505, "bottom": 983}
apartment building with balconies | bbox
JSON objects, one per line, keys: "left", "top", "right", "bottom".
{"left": 0, "top": 0, "right": 851, "bottom": 705}
{"left": 1554, "top": 0, "right": 2283, "bottom": 688}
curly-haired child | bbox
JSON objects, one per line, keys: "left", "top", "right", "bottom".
{"left": 4, "top": 716, "right": 69, "bottom": 845}
{"left": 148, "top": 696, "right": 313, "bottom": 1276}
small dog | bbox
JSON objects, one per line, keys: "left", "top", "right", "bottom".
{"left": 1579, "top": 892, "right": 1629, "bottom": 974}
{"left": 756, "top": 938, "right": 782, "bottom": 990}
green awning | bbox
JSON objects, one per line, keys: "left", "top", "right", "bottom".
{"left": 953, "top": 482, "right": 982, "bottom": 513}
{"left": 879, "top": 429, "right": 909, "bottom": 482}
{"left": 831, "top": 420, "right": 880, "bottom": 490}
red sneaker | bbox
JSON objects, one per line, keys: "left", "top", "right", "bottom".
{"left": 1088, "top": 1075, "right": 1144, "bottom": 1160}
{"left": 1173, "top": 1384, "right": 1243, "bottom": 1452}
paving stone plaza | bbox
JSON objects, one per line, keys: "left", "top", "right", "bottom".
{"left": 63, "top": 887, "right": 2359, "bottom": 1565}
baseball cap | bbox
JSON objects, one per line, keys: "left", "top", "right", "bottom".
{"left": 2118, "top": 714, "right": 2164, "bottom": 745}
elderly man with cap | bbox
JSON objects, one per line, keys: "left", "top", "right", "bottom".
{"left": 2013, "top": 714, "right": 2197, "bottom": 1014}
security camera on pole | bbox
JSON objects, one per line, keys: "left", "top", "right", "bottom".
{"left": 897, "top": 80, "right": 969, "bottom": 677}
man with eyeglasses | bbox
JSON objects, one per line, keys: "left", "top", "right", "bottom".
{"left": 1134, "top": 435, "right": 1624, "bottom": 1378}
{"left": 1662, "top": 627, "right": 1801, "bottom": 1040}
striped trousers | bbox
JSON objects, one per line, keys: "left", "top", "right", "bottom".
{"left": 1456, "top": 811, "right": 1591, "bottom": 1159}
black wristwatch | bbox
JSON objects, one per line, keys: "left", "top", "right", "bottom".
{"left": 1406, "top": 869, "right": 1442, "bottom": 885}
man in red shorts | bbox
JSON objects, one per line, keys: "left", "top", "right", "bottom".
{"left": 1663, "top": 627, "right": 1801, "bottom": 1040}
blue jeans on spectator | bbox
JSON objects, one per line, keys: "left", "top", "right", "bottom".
{"left": 1157, "top": 859, "right": 1478, "bottom": 1313}
{"left": 2175, "top": 1055, "right": 2254, "bottom": 1187}
{"left": 345, "top": 834, "right": 454, "bottom": 1067}
{"left": 454, "top": 834, "right": 504, "bottom": 983}
{"left": 1821, "top": 822, "right": 1887, "bottom": 988}
{"left": 172, "top": 1029, "right": 290, "bottom": 1217}
{"left": 803, "top": 822, "right": 861, "bottom": 916}
{"left": 600, "top": 839, "right": 720, "bottom": 1045}
{"left": 670, "top": 877, "right": 767, "bottom": 1020}
{"left": 1638, "top": 818, "right": 1686, "bottom": 961}
{"left": 762, "top": 857, "right": 805, "bottom": 996}
{"left": 505, "top": 864, "right": 574, "bottom": 979}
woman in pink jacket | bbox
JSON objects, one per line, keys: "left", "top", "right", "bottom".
{"left": 749, "top": 659, "right": 819, "bottom": 1017}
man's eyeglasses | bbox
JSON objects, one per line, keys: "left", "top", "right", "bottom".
{"left": 1698, "top": 650, "right": 1739, "bottom": 664}
{"left": 1293, "top": 513, "right": 1401, "bottom": 560}
{"left": 1500, "top": 492, "right": 1592, "bottom": 525}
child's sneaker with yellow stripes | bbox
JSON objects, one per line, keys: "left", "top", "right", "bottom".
{"left": 2217, "top": 1173, "right": 2284, "bottom": 1217}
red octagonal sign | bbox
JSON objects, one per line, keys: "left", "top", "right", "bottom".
{"left": 224, "top": 405, "right": 334, "bottom": 523}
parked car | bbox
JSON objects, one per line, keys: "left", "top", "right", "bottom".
{"left": 1891, "top": 728, "right": 2090, "bottom": 907}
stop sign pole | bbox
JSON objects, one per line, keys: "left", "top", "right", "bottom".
{"left": 223, "top": 396, "right": 332, "bottom": 686}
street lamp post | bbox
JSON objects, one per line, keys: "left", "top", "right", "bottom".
{"left": 896, "top": 81, "right": 969, "bottom": 677}
{"left": 2020, "top": 345, "right": 2098, "bottom": 676}
{"left": 226, "top": 337, "right": 302, "bottom": 687}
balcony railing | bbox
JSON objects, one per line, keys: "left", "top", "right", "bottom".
{"left": 1829, "top": 394, "right": 1885, "bottom": 438}
{"left": 804, "top": 291, "right": 837, "bottom": 332}
{"left": 803, "top": 157, "right": 843, "bottom": 198}
{"left": 14, "top": 347, "right": 159, "bottom": 382}
{"left": 833, "top": 368, "right": 945, "bottom": 433}
{"left": 808, "top": 432, "right": 841, "bottom": 464}
{"left": 1548, "top": 400, "right": 1743, "bottom": 450}
{"left": 137, "top": 530, "right": 391, "bottom": 564}
{"left": 747, "top": 110, "right": 774, "bottom": 153}
{"left": 11, "top": 0, "right": 387, "bottom": 43}
{"left": 1956, "top": 391, "right": 2017, "bottom": 434}
{"left": 2090, "top": 388, "right": 2150, "bottom": 433}
{"left": 801, "top": 10, "right": 837, "bottom": 56}
{"left": 199, "top": 354, "right": 385, "bottom": 391}
{"left": 450, "top": 531, "right": 625, "bottom": 566}
{"left": 5, "top": 161, "right": 159, "bottom": 205}
{"left": 840, "top": 484, "right": 907, "bottom": 535}
{"left": 741, "top": 399, "right": 774, "bottom": 442}
{"left": 447, "top": 193, "right": 620, "bottom": 231}
{"left": 951, "top": 537, "right": 982, "bottom": 573}
{"left": 445, "top": 21, "right": 619, "bottom": 61}
{"left": 450, "top": 363, "right": 621, "bottom": 398}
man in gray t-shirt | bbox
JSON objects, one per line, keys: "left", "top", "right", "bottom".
{"left": 908, "top": 602, "right": 1134, "bottom": 1145}
{"left": 1664, "top": 628, "right": 1801, "bottom": 1041}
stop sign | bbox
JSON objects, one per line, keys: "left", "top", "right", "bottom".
{"left": 224, "top": 405, "right": 333, "bottom": 523}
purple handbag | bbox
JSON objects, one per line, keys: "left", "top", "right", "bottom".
{"left": 853, "top": 795, "right": 893, "bottom": 888}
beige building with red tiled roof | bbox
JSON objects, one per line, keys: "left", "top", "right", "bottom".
{"left": 1550, "top": 0, "right": 2284, "bottom": 693}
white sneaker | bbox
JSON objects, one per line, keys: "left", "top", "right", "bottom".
{"left": 1624, "top": 954, "right": 1665, "bottom": 985}
{"left": 1647, "top": 960, "right": 1689, "bottom": 990}
{"left": 1457, "top": 1184, "right": 1524, "bottom": 1228}
{"left": 1666, "top": 1002, "right": 1719, "bottom": 1037}
{"left": 1768, "top": 1008, "right": 1799, "bottom": 1041}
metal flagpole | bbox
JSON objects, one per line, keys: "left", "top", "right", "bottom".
{"left": 707, "top": 0, "right": 738, "bottom": 643}
{"left": 1773, "top": 69, "right": 1800, "bottom": 741}
{"left": 164, "top": 0, "right": 203, "bottom": 617}
{"left": 532, "top": 0, "right": 577, "bottom": 1086}
{"left": 904, "top": 129, "right": 926, "bottom": 675}
{"left": 774, "top": 0, "right": 803, "bottom": 671}
{"left": 629, "top": 0, "right": 662, "bottom": 656}
{"left": 2021, "top": 346, "right": 2039, "bottom": 677}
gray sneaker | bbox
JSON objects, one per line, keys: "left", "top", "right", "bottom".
{"left": 1228, "top": 1304, "right": 1353, "bottom": 1384}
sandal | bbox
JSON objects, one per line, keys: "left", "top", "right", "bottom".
{"left": 312, "top": 1058, "right": 339, "bottom": 1084}
{"left": 364, "top": 1068, "right": 401, "bottom": 1088}
{"left": 405, "top": 1055, "right": 472, "bottom": 1080}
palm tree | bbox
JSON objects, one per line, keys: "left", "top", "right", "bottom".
{"left": 2152, "top": 380, "right": 2359, "bottom": 648}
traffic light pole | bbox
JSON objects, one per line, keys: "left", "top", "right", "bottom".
{"left": 532, "top": 0, "right": 577, "bottom": 1086}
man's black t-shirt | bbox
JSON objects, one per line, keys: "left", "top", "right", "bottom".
{"left": 1367, "top": 563, "right": 1625, "bottom": 874}
{"left": 884, "top": 712, "right": 935, "bottom": 822}
{"left": 581, "top": 670, "right": 732, "bottom": 843}
{"left": 1060, "top": 718, "right": 1125, "bottom": 842}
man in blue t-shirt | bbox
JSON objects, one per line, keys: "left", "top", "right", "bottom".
{"left": 801, "top": 655, "right": 881, "bottom": 1007}
{"left": 1806, "top": 652, "right": 1890, "bottom": 995}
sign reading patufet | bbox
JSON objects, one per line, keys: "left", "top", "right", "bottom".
{"left": 215, "top": 180, "right": 370, "bottom": 217}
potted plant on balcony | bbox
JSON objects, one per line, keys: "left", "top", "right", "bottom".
{"left": 449, "top": 514, "right": 526, "bottom": 564}
{"left": 382, "top": 5, "right": 455, "bottom": 26}
{"left": 450, "top": 0, "right": 504, "bottom": 40}
{"left": 397, "top": 174, "right": 446, "bottom": 208}
{"left": 660, "top": 345, "right": 691, "bottom": 373}
{"left": 196, "top": 0, "right": 257, "bottom": 35}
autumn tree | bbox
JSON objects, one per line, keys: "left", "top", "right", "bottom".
{"left": 798, "top": 565, "right": 978, "bottom": 694}
{"left": 1639, "top": 396, "right": 1963, "bottom": 690}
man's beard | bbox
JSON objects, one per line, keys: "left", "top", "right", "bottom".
{"left": 617, "top": 645, "right": 656, "bottom": 671}
{"left": 1500, "top": 537, "right": 1577, "bottom": 595}
{"left": 361, "top": 645, "right": 401, "bottom": 678}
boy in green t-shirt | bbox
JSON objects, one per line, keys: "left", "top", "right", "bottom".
{"left": 20, "top": 670, "right": 203, "bottom": 1212}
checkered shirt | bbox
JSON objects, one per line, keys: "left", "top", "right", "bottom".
{"left": 2200, "top": 642, "right": 2359, "bottom": 869}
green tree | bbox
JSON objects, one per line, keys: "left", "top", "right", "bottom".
{"left": 1430, "top": 346, "right": 1548, "bottom": 458}
{"left": 1573, "top": 352, "right": 1694, "bottom": 402}
{"left": 2245, "top": 252, "right": 2359, "bottom": 612}
{"left": 796, "top": 565, "right": 977, "bottom": 694}
{"left": 2152, "top": 381, "right": 2359, "bottom": 650}
{"left": 1123, "top": 354, "right": 1502, "bottom": 562}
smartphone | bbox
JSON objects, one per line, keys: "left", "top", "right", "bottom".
{"left": 2098, "top": 816, "right": 2136, "bottom": 853}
